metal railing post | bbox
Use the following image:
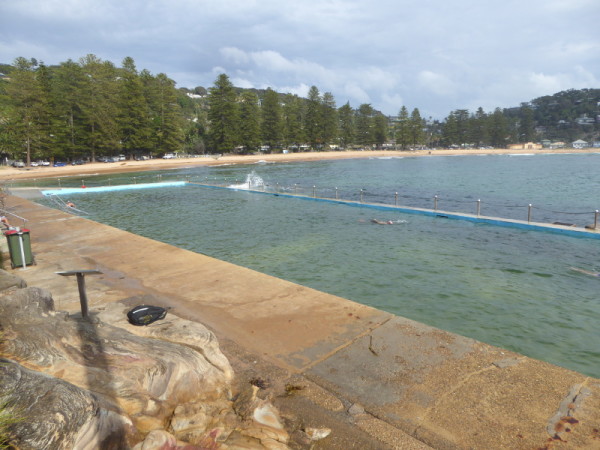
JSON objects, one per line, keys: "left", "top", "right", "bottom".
{"left": 360, "top": 189, "right": 364, "bottom": 203}
{"left": 477, "top": 199, "right": 481, "bottom": 217}
{"left": 434, "top": 195, "right": 438, "bottom": 211}
{"left": 595, "top": 210, "right": 599, "bottom": 229}
{"left": 312, "top": 185, "right": 316, "bottom": 198}
{"left": 528, "top": 204, "right": 532, "bottom": 223}
{"left": 335, "top": 187, "right": 339, "bottom": 200}
{"left": 294, "top": 183, "right": 298, "bottom": 194}
{"left": 395, "top": 192, "right": 398, "bottom": 206}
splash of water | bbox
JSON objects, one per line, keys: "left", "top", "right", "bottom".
{"left": 228, "top": 171, "right": 265, "bottom": 190}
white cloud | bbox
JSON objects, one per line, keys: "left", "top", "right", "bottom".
{"left": 220, "top": 47, "right": 250, "bottom": 65}
{"left": 417, "top": 71, "right": 457, "bottom": 97}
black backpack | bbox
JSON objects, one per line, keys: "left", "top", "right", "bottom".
{"left": 127, "top": 305, "right": 167, "bottom": 326}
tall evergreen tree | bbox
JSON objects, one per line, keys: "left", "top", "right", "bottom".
{"left": 238, "top": 90, "right": 261, "bottom": 154}
{"left": 207, "top": 74, "right": 238, "bottom": 154}
{"left": 118, "top": 57, "right": 150, "bottom": 158}
{"left": 409, "top": 108, "right": 424, "bottom": 148}
{"left": 321, "top": 92, "right": 338, "bottom": 148}
{"left": 355, "top": 103, "right": 374, "bottom": 146}
{"left": 261, "top": 88, "right": 282, "bottom": 151}
{"left": 337, "top": 102, "right": 355, "bottom": 148}
{"left": 282, "top": 94, "right": 304, "bottom": 148}
{"left": 395, "top": 106, "right": 410, "bottom": 149}
{"left": 52, "top": 60, "right": 87, "bottom": 161}
{"left": 471, "top": 107, "right": 489, "bottom": 148}
{"left": 3, "top": 57, "right": 47, "bottom": 165}
{"left": 373, "top": 113, "right": 388, "bottom": 148}
{"left": 79, "top": 54, "right": 119, "bottom": 161}
{"left": 304, "top": 86, "right": 322, "bottom": 149}
{"left": 149, "top": 73, "right": 184, "bottom": 155}
{"left": 518, "top": 104, "right": 536, "bottom": 143}
{"left": 489, "top": 108, "right": 509, "bottom": 148}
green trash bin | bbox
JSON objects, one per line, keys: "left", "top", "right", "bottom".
{"left": 4, "top": 228, "right": 34, "bottom": 269}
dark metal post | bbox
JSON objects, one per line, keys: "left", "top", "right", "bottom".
{"left": 76, "top": 273, "right": 89, "bottom": 318}
{"left": 434, "top": 195, "right": 438, "bottom": 211}
{"left": 395, "top": 192, "right": 398, "bottom": 206}
{"left": 477, "top": 199, "right": 481, "bottom": 217}
{"left": 595, "top": 210, "right": 599, "bottom": 229}
{"left": 528, "top": 204, "right": 532, "bottom": 223}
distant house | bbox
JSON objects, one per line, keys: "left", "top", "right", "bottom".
{"left": 572, "top": 139, "right": 588, "bottom": 149}
{"left": 508, "top": 142, "right": 542, "bottom": 150}
{"left": 550, "top": 142, "right": 566, "bottom": 149}
{"left": 593, "top": 141, "right": 600, "bottom": 148}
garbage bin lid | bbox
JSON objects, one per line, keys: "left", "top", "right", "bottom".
{"left": 4, "top": 228, "right": 29, "bottom": 235}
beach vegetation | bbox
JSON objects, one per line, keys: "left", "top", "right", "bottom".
{"left": 0, "top": 54, "right": 598, "bottom": 163}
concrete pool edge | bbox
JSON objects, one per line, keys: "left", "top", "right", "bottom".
{"left": 4, "top": 194, "right": 600, "bottom": 449}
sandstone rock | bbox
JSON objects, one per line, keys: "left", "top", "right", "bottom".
{"left": 0, "top": 268, "right": 26, "bottom": 292}
{"left": 0, "top": 286, "right": 292, "bottom": 449}
{"left": 0, "top": 358, "right": 133, "bottom": 449}
{"left": 0, "top": 287, "right": 233, "bottom": 440}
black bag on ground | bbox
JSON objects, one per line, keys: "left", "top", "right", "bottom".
{"left": 127, "top": 305, "right": 167, "bottom": 326}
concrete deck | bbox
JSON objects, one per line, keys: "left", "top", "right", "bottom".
{"left": 3, "top": 194, "right": 600, "bottom": 449}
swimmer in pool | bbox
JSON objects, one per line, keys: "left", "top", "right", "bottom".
{"left": 66, "top": 201, "right": 76, "bottom": 208}
{"left": 570, "top": 267, "right": 600, "bottom": 277}
{"left": 371, "top": 219, "right": 394, "bottom": 225}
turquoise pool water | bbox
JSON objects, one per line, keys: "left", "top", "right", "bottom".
{"left": 35, "top": 153, "right": 600, "bottom": 377}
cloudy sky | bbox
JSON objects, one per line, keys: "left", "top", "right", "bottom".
{"left": 1, "top": 0, "right": 598, "bottom": 118}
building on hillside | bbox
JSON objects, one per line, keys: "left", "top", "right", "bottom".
{"left": 572, "top": 139, "right": 588, "bottom": 149}
{"left": 508, "top": 142, "right": 542, "bottom": 150}
{"left": 592, "top": 141, "right": 600, "bottom": 148}
{"left": 549, "top": 142, "right": 566, "bottom": 149}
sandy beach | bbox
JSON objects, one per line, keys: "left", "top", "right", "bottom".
{"left": 0, "top": 147, "right": 597, "bottom": 181}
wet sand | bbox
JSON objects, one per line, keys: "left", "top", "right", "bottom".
{"left": 0, "top": 148, "right": 596, "bottom": 181}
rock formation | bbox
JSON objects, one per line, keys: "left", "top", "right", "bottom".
{"left": 0, "top": 271, "right": 289, "bottom": 449}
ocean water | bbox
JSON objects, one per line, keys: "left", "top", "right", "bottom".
{"left": 36, "top": 153, "right": 600, "bottom": 377}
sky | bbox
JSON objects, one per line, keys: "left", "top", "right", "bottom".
{"left": 1, "top": 0, "right": 599, "bottom": 119}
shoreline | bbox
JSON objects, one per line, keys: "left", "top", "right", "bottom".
{"left": 0, "top": 147, "right": 597, "bottom": 181}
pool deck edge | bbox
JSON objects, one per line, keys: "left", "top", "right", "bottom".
{"left": 4, "top": 195, "right": 600, "bottom": 449}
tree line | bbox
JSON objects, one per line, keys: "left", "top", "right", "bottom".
{"left": 1, "top": 55, "right": 598, "bottom": 166}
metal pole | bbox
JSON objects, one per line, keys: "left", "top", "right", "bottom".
{"left": 17, "top": 232, "right": 26, "bottom": 270}
{"left": 434, "top": 195, "right": 438, "bottom": 211}
{"left": 395, "top": 192, "right": 398, "bottom": 206}
{"left": 360, "top": 189, "right": 364, "bottom": 203}
{"left": 294, "top": 183, "right": 298, "bottom": 194}
{"left": 595, "top": 210, "right": 599, "bottom": 229}
{"left": 528, "top": 204, "right": 532, "bottom": 223}
{"left": 75, "top": 273, "right": 89, "bottom": 319}
{"left": 312, "top": 185, "right": 316, "bottom": 198}
{"left": 477, "top": 199, "right": 481, "bottom": 217}
{"left": 335, "top": 187, "right": 339, "bottom": 200}
{"left": 248, "top": 180, "right": 251, "bottom": 189}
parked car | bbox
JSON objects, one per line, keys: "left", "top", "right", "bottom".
{"left": 118, "top": 154, "right": 126, "bottom": 161}
{"left": 11, "top": 161, "right": 25, "bottom": 168}
{"left": 39, "top": 160, "right": 50, "bottom": 166}
{"left": 30, "top": 161, "right": 39, "bottom": 167}
{"left": 71, "top": 159, "right": 86, "bottom": 165}
{"left": 162, "top": 153, "right": 175, "bottom": 159}
{"left": 53, "top": 162, "right": 66, "bottom": 167}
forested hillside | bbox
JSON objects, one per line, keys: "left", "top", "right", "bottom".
{"left": 1, "top": 55, "right": 598, "bottom": 166}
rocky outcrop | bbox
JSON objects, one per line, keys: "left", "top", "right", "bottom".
{"left": 0, "top": 272, "right": 290, "bottom": 449}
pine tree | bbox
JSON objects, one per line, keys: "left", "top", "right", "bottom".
{"left": 207, "top": 74, "right": 238, "bottom": 154}
{"left": 3, "top": 57, "right": 47, "bottom": 166}
{"left": 261, "top": 88, "right": 282, "bottom": 151}
{"left": 238, "top": 90, "right": 260, "bottom": 154}
{"left": 410, "top": 108, "right": 424, "bottom": 148}
{"left": 117, "top": 57, "right": 150, "bottom": 158}
{"left": 79, "top": 54, "right": 119, "bottom": 161}
{"left": 304, "top": 86, "right": 322, "bottom": 149}
{"left": 282, "top": 94, "right": 305, "bottom": 149}
{"left": 395, "top": 106, "right": 410, "bottom": 149}
{"left": 355, "top": 103, "right": 375, "bottom": 147}
{"left": 321, "top": 92, "right": 338, "bottom": 148}
{"left": 337, "top": 102, "right": 355, "bottom": 148}
{"left": 52, "top": 60, "right": 87, "bottom": 161}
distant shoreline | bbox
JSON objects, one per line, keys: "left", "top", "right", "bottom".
{"left": 1, "top": 148, "right": 598, "bottom": 181}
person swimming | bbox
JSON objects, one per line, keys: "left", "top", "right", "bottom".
{"left": 371, "top": 219, "right": 394, "bottom": 225}
{"left": 66, "top": 201, "right": 76, "bottom": 208}
{"left": 570, "top": 267, "right": 600, "bottom": 277}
